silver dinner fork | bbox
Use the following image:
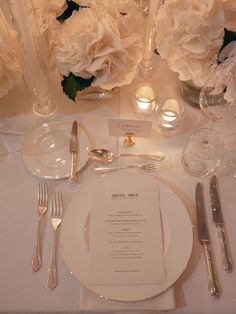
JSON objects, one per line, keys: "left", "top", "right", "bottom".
{"left": 47, "top": 191, "right": 63, "bottom": 291}
{"left": 31, "top": 183, "right": 49, "bottom": 272}
{"left": 92, "top": 160, "right": 169, "bottom": 175}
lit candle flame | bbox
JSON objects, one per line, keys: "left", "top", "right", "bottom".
{"left": 137, "top": 97, "right": 151, "bottom": 110}
{"left": 162, "top": 110, "right": 177, "bottom": 122}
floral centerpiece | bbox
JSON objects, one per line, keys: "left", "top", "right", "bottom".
{"left": 38, "top": 0, "right": 144, "bottom": 102}
{"left": 0, "top": 8, "right": 22, "bottom": 98}
{"left": 155, "top": 0, "right": 236, "bottom": 89}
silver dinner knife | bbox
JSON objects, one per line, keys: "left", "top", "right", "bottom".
{"left": 210, "top": 175, "right": 232, "bottom": 272}
{"left": 69, "top": 120, "right": 78, "bottom": 181}
{"left": 195, "top": 182, "right": 219, "bottom": 296}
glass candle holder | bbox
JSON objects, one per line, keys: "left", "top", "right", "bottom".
{"left": 132, "top": 83, "right": 158, "bottom": 118}
{"left": 157, "top": 98, "right": 185, "bottom": 133}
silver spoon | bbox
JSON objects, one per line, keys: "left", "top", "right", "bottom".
{"left": 88, "top": 148, "right": 165, "bottom": 163}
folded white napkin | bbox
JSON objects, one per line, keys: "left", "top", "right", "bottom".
{"left": 79, "top": 285, "right": 175, "bottom": 312}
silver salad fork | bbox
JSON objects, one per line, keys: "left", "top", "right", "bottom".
{"left": 46, "top": 191, "right": 63, "bottom": 291}
{"left": 31, "top": 183, "right": 49, "bottom": 272}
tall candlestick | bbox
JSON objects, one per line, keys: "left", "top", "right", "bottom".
{"left": 142, "top": 0, "right": 160, "bottom": 68}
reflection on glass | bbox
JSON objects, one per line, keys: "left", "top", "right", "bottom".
{"left": 182, "top": 128, "right": 224, "bottom": 178}
{"left": 199, "top": 73, "right": 236, "bottom": 124}
{"left": 157, "top": 98, "right": 185, "bottom": 133}
{"left": 11, "top": 1, "right": 57, "bottom": 118}
{"left": 132, "top": 83, "right": 158, "bottom": 118}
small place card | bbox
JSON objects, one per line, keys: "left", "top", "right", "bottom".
{"left": 88, "top": 181, "right": 166, "bottom": 286}
{"left": 108, "top": 118, "right": 152, "bottom": 138}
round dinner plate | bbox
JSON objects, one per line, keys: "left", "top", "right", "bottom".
{"left": 22, "top": 121, "right": 92, "bottom": 179}
{"left": 61, "top": 171, "right": 193, "bottom": 301}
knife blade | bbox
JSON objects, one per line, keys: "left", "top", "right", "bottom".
{"left": 69, "top": 120, "right": 78, "bottom": 181}
{"left": 195, "top": 182, "right": 219, "bottom": 296}
{"left": 210, "top": 175, "right": 232, "bottom": 272}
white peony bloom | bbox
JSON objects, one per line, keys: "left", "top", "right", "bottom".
{"left": 0, "top": 9, "right": 22, "bottom": 98}
{"left": 51, "top": 2, "right": 143, "bottom": 90}
{"left": 155, "top": 0, "right": 225, "bottom": 87}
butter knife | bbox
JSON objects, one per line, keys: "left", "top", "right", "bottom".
{"left": 195, "top": 182, "right": 219, "bottom": 296}
{"left": 69, "top": 120, "right": 78, "bottom": 181}
{"left": 210, "top": 175, "right": 232, "bottom": 272}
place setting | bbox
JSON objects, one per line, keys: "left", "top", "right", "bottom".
{"left": 20, "top": 112, "right": 192, "bottom": 310}
{"left": 1, "top": 0, "right": 236, "bottom": 313}
{"left": 60, "top": 170, "right": 193, "bottom": 310}
{"left": 23, "top": 116, "right": 194, "bottom": 311}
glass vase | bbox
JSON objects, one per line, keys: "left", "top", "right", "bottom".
{"left": 180, "top": 80, "right": 201, "bottom": 109}
{"left": 199, "top": 73, "right": 236, "bottom": 123}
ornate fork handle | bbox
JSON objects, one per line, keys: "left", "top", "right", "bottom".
{"left": 93, "top": 164, "right": 139, "bottom": 174}
{"left": 47, "top": 229, "right": 59, "bottom": 290}
{"left": 119, "top": 152, "right": 165, "bottom": 160}
{"left": 31, "top": 218, "right": 43, "bottom": 272}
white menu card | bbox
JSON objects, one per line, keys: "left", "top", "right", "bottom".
{"left": 88, "top": 181, "right": 166, "bottom": 285}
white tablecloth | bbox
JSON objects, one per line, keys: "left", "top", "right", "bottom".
{"left": 0, "top": 58, "right": 236, "bottom": 314}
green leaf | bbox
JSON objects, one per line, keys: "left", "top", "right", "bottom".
{"left": 221, "top": 28, "right": 236, "bottom": 52}
{"left": 61, "top": 73, "right": 94, "bottom": 102}
{"left": 57, "top": 0, "right": 87, "bottom": 23}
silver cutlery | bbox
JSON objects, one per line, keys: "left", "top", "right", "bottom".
{"left": 92, "top": 160, "right": 169, "bottom": 174}
{"left": 195, "top": 182, "right": 219, "bottom": 296}
{"left": 88, "top": 148, "right": 165, "bottom": 163}
{"left": 47, "top": 191, "right": 63, "bottom": 291}
{"left": 210, "top": 175, "right": 232, "bottom": 272}
{"left": 69, "top": 120, "right": 78, "bottom": 182}
{"left": 31, "top": 183, "right": 49, "bottom": 272}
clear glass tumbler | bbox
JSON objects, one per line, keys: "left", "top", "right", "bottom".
{"left": 182, "top": 128, "right": 224, "bottom": 178}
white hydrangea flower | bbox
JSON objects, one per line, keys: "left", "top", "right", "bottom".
{"left": 221, "top": 0, "right": 236, "bottom": 31}
{"left": 24, "top": 0, "right": 66, "bottom": 35}
{"left": 0, "top": 9, "right": 22, "bottom": 98}
{"left": 216, "top": 42, "right": 236, "bottom": 103}
{"left": 51, "top": 1, "right": 143, "bottom": 90}
{"left": 155, "top": 0, "right": 225, "bottom": 87}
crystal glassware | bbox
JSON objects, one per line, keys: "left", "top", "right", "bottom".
{"left": 199, "top": 73, "right": 236, "bottom": 124}
{"left": 156, "top": 98, "right": 185, "bottom": 134}
{"left": 11, "top": 1, "right": 57, "bottom": 118}
{"left": 132, "top": 83, "right": 158, "bottom": 119}
{"left": 139, "top": 0, "right": 160, "bottom": 77}
{"left": 182, "top": 128, "right": 224, "bottom": 178}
